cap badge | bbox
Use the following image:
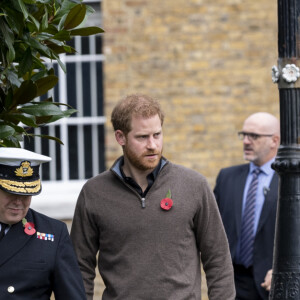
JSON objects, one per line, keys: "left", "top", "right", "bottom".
{"left": 15, "top": 161, "right": 33, "bottom": 177}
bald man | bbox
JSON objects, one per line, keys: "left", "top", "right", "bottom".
{"left": 214, "top": 112, "right": 280, "bottom": 300}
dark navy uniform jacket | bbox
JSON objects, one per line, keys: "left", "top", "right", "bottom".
{"left": 0, "top": 208, "right": 86, "bottom": 300}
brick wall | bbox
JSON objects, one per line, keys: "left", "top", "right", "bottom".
{"left": 102, "top": 0, "right": 278, "bottom": 186}
{"left": 80, "top": 0, "right": 278, "bottom": 298}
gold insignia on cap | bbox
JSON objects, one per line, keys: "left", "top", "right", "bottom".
{"left": 0, "top": 179, "right": 41, "bottom": 194}
{"left": 15, "top": 161, "right": 33, "bottom": 177}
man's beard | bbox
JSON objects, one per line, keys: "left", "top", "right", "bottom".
{"left": 123, "top": 146, "right": 162, "bottom": 171}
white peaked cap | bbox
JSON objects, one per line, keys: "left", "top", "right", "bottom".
{"left": 0, "top": 147, "right": 51, "bottom": 166}
{"left": 0, "top": 147, "right": 51, "bottom": 196}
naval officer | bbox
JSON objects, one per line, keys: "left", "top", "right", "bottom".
{"left": 0, "top": 147, "right": 86, "bottom": 300}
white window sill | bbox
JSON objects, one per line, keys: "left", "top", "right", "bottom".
{"left": 31, "top": 180, "right": 86, "bottom": 220}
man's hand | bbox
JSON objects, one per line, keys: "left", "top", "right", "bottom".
{"left": 261, "top": 269, "right": 272, "bottom": 291}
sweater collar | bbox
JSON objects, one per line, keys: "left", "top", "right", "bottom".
{"left": 111, "top": 156, "right": 168, "bottom": 178}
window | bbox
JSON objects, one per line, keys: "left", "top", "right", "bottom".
{"left": 26, "top": 1, "right": 104, "bottom": 218}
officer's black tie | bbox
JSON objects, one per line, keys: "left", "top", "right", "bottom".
{"left": 0, "top": 222, "right": 8, "bottom": 241}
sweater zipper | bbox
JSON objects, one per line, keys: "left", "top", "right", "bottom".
{"left": 111, "top": 158, "right": 169, "bottom": 209}
{"left": 141, "top": 197, "right": 146, "bottom": 208}
{"left": 112, "top": 171, "right": 147, "bottom": 209}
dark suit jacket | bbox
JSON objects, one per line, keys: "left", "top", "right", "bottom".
{"left": 0, "top": 208, "right": 86, "bottom": 300}
{"left": 214, "top": 163, "right": 278, "bottom": 300}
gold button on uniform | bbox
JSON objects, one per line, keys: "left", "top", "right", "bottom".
{"left": 7, "top": 286, "right": 15, "bottom": 293}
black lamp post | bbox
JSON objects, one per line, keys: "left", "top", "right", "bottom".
{"left": 270, "top": 0, "right": 300, "bottom": 299}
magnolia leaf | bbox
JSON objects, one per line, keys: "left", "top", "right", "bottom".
{"left": 47, "top": 43, "right": 74, "bottom": 54}
{"left": 23, "top": 33, "right": 52, "bottom": 58}
{"left": 35, "top": 75, "right": 58, "bottom": 97}
{"left": 44, "top": 44, "right": 66, "bottom": 54}
{"left": 7, "top": 113, "right": 37, "bottom": 127}
{"left": 63, "top": 45, "right": 76, "bottom": 53}
{"left": 41, "top": 114, "right": 65, "bottom": 123}
{"left": 53, "top": 0, "right": 77, "bottom": 23}
{"left": 7, "top": 48, "right": 16, "bottom": 64}
{"left": 40, "top": 113, "right": 68, "bottom": 124}
{"left": 44, "top": 24, "right": 58, "bottom": 35}
{"left": 31, "top": 69, "right": 50, "bottom": 82}
{"left": 13, "top": 80, "right": 37, "bottom": 105}
{"left": 31, "top": 56, "right": 48, "bottom": 71}
{"left": 51, "top": 102, "right": 75, "bottom": 109}
{"left": 64, "top": 4, "right": 86, "bottom": 30}
{"left": 35, "top": 115, "right": 54, "bottom": 125}
{"left": 70, "top": 26, "right": 104, "bottom": 36}
{"left": 27, "top": 22, "right": 37, "bottom": 33}
{"left": 36, "top": 32, "right": 54, "bottom": 41}
{"left": 17, "top": 0, "right": 29, "bottom": 19}
{"left": 85, "top": 4, "right": 96, "bottom": 15}
{"left": 19, "top": 102, "right": 64, "bottom": 117}
{"left": 3, "top": 7, "right": 24, "bottom": 34}
{"left": 6, "top": 123, "right": 27, "bottom": 134}
{"left": 0, "top": 19, "right": 15, "bottom": 62}
{"left": 3, "top": 88, "right": 14, "bottom": 110}
{"left": 53, "top": 30, "right": 71, "bottom": 41}
{"left": 56, "top": 56, "right": 67, "bottom": 73}
{"left": 57, "top": 14, "right": 68, "bottom": 31}
{"left": 18, "top": 47, "right": 33, "bottom": 77}
{"left": 45, "top": 38, "right": 65, "bottom": 47}
{"left": 48, "top": 68, "right": 55, "bottom": 76}
{"left": 0, "top": 88, "right": 6, "bottom": 110}
{"left": 0, "top": 19, "right": 14, "bottom": 44}
{"left": 35, "top": 107, "right": 76, "bottom": 124}
{"left": 28, "top": 14, "right": 40, "bottom": 32}
{"left": 5, "top": 70, "right": 21, "bottom": 87}
{"left": 41, "top": 9, "right": 48, "bottom": 30}
{"left": 63, "top": 108, "right": 77, "bottom": 117}
{"left": 0, "top": 124, "right": 15, "bottom": 139}
{"left": 30, "top": 133, "right": 64, "bottom": 145}
{"left": 0, "top": 135, "right": 21, "bottom": 147}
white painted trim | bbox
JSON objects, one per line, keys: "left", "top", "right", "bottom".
{"left": 43, "top": 54, "right": 105, "bottom": 63}
{"left": 47, "top": 116, "right": 106, "bottom": 126}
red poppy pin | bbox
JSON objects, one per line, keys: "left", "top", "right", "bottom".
{"left": 160, "top": 189, "right": 173, "bottom": 211}
{"left": 22, "top": 218, "right": 36, "bottom": 235}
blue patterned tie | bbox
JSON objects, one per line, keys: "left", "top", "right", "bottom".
{"left": 239, "top": 168, "right": 261, "bottom": 267}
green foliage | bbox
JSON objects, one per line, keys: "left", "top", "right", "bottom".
{"left": 0, "top": 0, "right": 104, "bottom": 147}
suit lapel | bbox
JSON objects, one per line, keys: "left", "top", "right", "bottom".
{"left": 256, "top": 173, "right": 279, "bottom": 234}
{"left": 0, "top": 210, "right": 34, "bottom": 267}
{"left": 234, "top": 165, "right": 249, "bottom": 236}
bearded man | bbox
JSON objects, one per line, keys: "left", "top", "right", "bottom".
{"left": 71, "top": 94, "right": 235, "bottom": 300}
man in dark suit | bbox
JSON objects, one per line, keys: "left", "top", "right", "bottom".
{"left": 0, "top": 147, "right": 86, "bottom": 300}
{"left": 214, "top": 112, "right": 280, "bottom": 300}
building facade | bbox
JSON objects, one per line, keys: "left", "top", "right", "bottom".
{"left": 33, "top": 0, "right": 278, "bottom": 298}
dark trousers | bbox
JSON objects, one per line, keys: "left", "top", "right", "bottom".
{"left": 234, "top": 264, "right": 265, "bottom": 300}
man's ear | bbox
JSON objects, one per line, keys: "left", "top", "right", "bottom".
{"left": 115, "top": 130, "right": 126, "bottom": 146}
{"left": 271, "top": 134, "right": 280, "bottom": 148}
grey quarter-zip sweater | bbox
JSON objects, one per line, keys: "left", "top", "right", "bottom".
{"left": 71, "top": 157, "right": 235, "bottom": 300}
